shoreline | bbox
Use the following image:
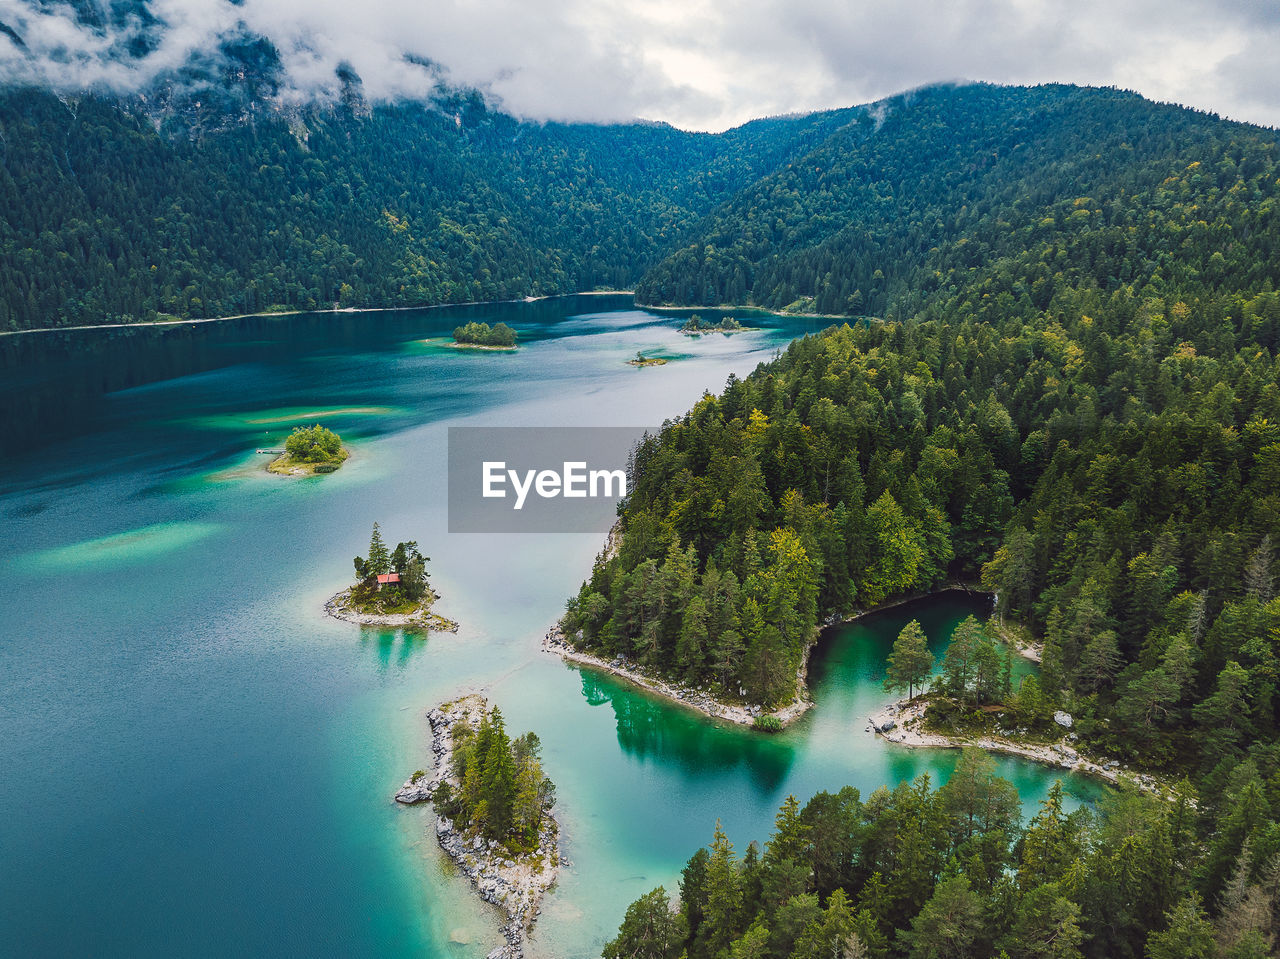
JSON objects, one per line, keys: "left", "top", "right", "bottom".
{"left": 394, "top": 695, "right": 560, "bottom": 959}
{"left": 448, "top": 341, "right": 519, "bottom": 352}
{"left": 266, "top": 446, "right": 350, "bottom": 476}
{"left": 542, "top": 583, "right": 990, "bottom": 731}
{"left": 543, "top": 626, "right": 813, "bottom": 729}
{"left": 0, "top": 290, "right": 637, "bottom": 339}
{"left": 867, "top": 696, "right": 1172, "bottom": 795}
{"left": 543, "top": 583, "right": 1171, "bottom": 793}
{"left": 643, "top": 302, "right": 879, "bottom": 323}
{"left": 324, "top": 588, "right": 460, "bottom": 633}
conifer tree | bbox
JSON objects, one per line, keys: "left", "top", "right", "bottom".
{"left": 367, "top": 522, "right": 390, "bottom": 575}
{"left": 884, "top": 619, "right": 935, "bottom": 701}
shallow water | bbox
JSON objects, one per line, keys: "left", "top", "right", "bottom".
{"left": 0, "top": 297, "right": 1105, "bottom": 957}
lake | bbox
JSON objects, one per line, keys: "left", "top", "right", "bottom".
{"left": 0, "top": 296, "right": 1106, "bottom": 957}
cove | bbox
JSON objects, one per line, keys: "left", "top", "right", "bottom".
{"left": 0, "top": 296, "right": 1105, "bottom": 958}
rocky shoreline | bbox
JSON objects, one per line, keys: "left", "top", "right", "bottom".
{"left": 395, "top": 695, "right": 562, "bottom": 959}
{"left": 867, "top": 697, "right": 1172, "bottom": 795}
{"left": 542, "top": 626, "right": 813, "bottom": 729}
{"left": 324, "top": 588, "right": 460, "bottom": 633}
{"left": 539, "top": 585, "right": 991, "bottom": 732}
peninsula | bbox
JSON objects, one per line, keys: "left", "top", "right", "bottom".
{"left": 395, "top": 694, "right": 560, "bottom": 959}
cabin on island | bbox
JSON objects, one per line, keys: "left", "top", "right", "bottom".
{"left": 376, "top": 573, "right": 401, "bottom": 590}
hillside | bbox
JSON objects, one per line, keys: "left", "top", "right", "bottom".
{"left": 636, "top": 83, "right": 1280, "bottom": 316}
{"left": 569, "top": 83, "right": 1280, "bottom": 959}
{"left": 5, "top": 82, "right": 1278, "bottom": 333}
{"left": 0, "top": 88, "right": 854, "bottom": 330}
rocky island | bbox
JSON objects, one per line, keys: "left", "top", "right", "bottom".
{"left": 265, "top": 423, "right": 350, "bottom": 475}
{"left": 395, "top": 694, "right": 560, "bottom": 959}
{"left": 325, "top": 523, "right": 459, "bottom": 633}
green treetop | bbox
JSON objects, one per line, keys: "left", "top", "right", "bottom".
{"left": 884, "top": 619, "right": 935, "bottom": 701}
{"left": 284, "top": 423, "right": 344, "bottom": 463}
{"left": 366, "top": 522, "right": 390, "bottom": 575}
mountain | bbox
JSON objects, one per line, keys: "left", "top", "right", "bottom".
{"left": 2, "top": 81, "right": 1277, "bottom": 332}
{"left": 0, "top": 87, "right": 855, "bottom": 330}
{"left": 636, "top": 82, "right": 1280, "bottom": 314}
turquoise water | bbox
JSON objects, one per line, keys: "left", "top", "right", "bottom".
{"left": 0, "top": 297, "right": 1105, "bottom": 957}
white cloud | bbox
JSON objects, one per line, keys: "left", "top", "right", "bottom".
{"left": 0, "top": 0, "right": 1275, "bottom": 129}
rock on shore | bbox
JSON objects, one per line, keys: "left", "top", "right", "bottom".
{"left": 394, "top": 695, "right": 561, "bottom": 959}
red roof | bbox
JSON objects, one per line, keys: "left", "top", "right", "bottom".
{"left": 376, "top": 573, "right": 401, "bottom": 584}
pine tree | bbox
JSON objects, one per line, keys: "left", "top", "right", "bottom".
{"left": 1144, "top": 894, "right": 1215, "bottom": 959}
{"left": 939, "top": 616, "right": 986, "bottom": 703}
{"left": 899, "top": 875, "right": 983, "bottom": 959}
{"left": 480, "top": 707, "right": 517, "bottom": 841}
{"left": 677, "top": 594, "right": 710, "bottom": 681}
{"left": 998, "top": 883, "right": 1084, "bottom": 959}
{"left": 1244, "top": 535, "right": 1274, "bottom": 601}
{"left": 679, "top": 847, "right": 711, "bottom": 944}
{"left": 1076, "top": 629, "right": 1122, "bottom": 693}
{"left": 603, "top": 886, "right": 688, "bottom": 959}
{"left": 884, "top": 619, "right": 935, "bottom": 701}
{"left": 697, "top": 823, "right": 742, "bottom": 959}
{"left": 367, "top": 522, "right": 391, "bottom": 575}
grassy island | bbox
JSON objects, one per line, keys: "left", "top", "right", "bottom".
{"left": 628, "top": 351, "right": 668, "bottom": 367}
{"left": 267, "top": 423, "right": 349, "bottom": 475}
{"left": 326, "top": 523, "right": 459, "bottom": 632}
{"left": 452, "top": 321, "right": 518, "bottom": 349}
{"left": 679, "top": 313, "right": 747, "bottom": 335}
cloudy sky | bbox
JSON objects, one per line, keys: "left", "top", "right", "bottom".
{"left": 0, "top": 0, "right": 1277, "bottom": 130}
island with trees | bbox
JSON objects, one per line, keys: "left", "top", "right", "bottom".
{"left": 266, "top": 423, "right": 349, "bottom": 476}
{"left": 679, "top": 314, "right": 747, "bottom": 335}
{"left": 395, "top": 694, "right": 559, "bottom": 959}
{"left": 325, "top": 522, "right": 458, "bottom": 632}
{"left": 452, "top": 321, "right": 519, "bottom": 350}
{"left": 628, "top": 351, "right": 669, "bottom": 367}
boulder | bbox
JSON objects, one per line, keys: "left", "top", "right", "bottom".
{"left": 1053, "top": 710, "right": 1074, "bottom": 728}
{"left": 394, "top": 777, "right": 434, "bottom": 804}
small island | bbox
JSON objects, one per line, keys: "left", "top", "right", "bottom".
{"left": 395, "top": 694, "right": 560, "bottom": 959}
{"left": 452, "top": 321, "right": 519, "bottom": 350}
{"left": 627, "top": 351, "right": 668, "bottom": 367}
{"left": 325, "top": 523, "right": 459, "bottom": 632}
{"left": 679, "top": 313, "right": 748, "bottom": 335}
{"left": 266, "top": 423, "right": 350, "bottom": 475}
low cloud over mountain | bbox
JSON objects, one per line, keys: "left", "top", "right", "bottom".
{"left": 0, "top": 0, "right": 1276, "bottom": 130}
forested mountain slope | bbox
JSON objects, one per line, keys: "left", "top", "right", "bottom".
{"left": 571, "top": 83, "right": 1280, "bottom": 959}
{"left": 0, "top": 88, "right": 854, "bottom": 329}
{"left": 10, "top": 81, "right": 1280, "bottom": 333}
{"left": 636, "top": 83, "right": 1280, "bottom": 316}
